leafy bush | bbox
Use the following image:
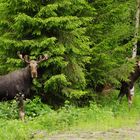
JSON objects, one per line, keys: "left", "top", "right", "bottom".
{"left": 25, "top": 96, "right": 52, "bottom": 118}
{"left": 0, "top": 96, "right": 52, "bottom": 120}
{"left": 0, "top": 100, "right": 18, "bottom": 119}
{"left": 0, "top": 89, "right": 140, "bottom": 139}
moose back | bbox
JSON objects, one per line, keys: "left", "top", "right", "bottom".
{"left": 0, "top": 52, "right": 48, "bottom": 120}
{"left": 0, "top": 52, "right": 48, "bottom": 101}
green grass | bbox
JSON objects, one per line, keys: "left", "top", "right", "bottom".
{"left": 0, "top": 89, "right": 140, "bottom": 139}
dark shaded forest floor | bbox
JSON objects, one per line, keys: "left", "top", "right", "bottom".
{"left": 46, "top": 121, "right": 140, "bottom": 140}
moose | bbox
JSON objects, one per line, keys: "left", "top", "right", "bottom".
{"left": 0, "top": 52, "right": 48, "bottom": 120}
{"left": 118, "top": 60, "right": 140, "bottom": 109}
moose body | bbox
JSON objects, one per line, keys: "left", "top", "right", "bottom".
{"left": 0, "top": 66, "right": 31, "bottom": 100}
{"left": 0, "top": 52, "right": 48, "bottom": 120}
{"left": 118, "top": 61, "right": 140, "bottom": 107}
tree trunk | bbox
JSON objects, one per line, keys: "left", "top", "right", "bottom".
{"left": 132, "top": 0, "right": 140, "bottom": 58}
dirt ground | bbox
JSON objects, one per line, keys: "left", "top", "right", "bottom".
{"left": 46, "top": 121, "right": 140, "bottom": 140}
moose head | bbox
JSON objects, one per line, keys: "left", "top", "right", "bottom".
{"left": 137, "top": 60, "right": 140, "bottom": 68}
{"left": 17, "top": 52, "right": 48, "bottom": 78}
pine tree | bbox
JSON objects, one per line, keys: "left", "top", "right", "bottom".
{"left": 87, "top": 0, "right": 136, "bottom": 91}
{"left": 0, "top": 0, "right": 95, "bottom": 104}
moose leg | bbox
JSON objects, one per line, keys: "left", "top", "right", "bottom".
{"left": 127, "top": 86, "right": 134, "bottom": 110}
{"left": 118, "top": 82, "right": 129, "bottom": 103}
{"left": 118, "top": 91, "right": 125, "bottom": 103}
{"left": 16, "top": 93, "right": 25, "bottom": 121}
{"left": 118, "top": 86, "right": 125, "bottom": 102}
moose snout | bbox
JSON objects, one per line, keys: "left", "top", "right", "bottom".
{"left": 31, "top": 71, "right": 38, "bottom": 78}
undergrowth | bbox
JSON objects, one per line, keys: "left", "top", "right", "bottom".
{"left": 0, "top": 89, "right": 140, "bottom": 140}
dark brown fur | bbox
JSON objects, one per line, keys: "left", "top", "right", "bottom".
{"left": 0, "top": 53, "right": 48, "bottom": 120}
{"left": 0, "top": 66, "right": 31, "bottom": 100}
{"left": 118, "top": 61, "right": 140, "bottom": 106}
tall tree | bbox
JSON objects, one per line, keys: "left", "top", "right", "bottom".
{"left": 87, "top": 0, "right": 136, "bottom": 92}
{"left": 0, "top": 0, "right": 95, "bottom": 105}
{"left": 132, "top": 0, "right": 140, "bottom": 58}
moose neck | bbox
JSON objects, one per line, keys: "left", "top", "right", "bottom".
{"left": 24, "top": 66, "right": 33, "bottom": 81}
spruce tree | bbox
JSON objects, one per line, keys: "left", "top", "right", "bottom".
{"left": 87, "top": 0, "right": 136, "bottom": 91}
{"left": 0, "top": 0, "right": 95, "bottom": 104}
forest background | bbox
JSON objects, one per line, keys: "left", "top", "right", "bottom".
{"left": 0, "top": 0, "right": 137, "bottom": 105}
{"left": 0, "top": 0, "right": 140, "bottom": 139}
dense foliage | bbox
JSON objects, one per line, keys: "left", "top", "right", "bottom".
{"left": 87, "top": 0, "right": 136, "bottom": 90}
{"left": 0, "top": 89, "right": 140, "bottom": 139}
{"left": 0, "top": 0, "right": 138, "bottom": 105}
{"left": 1, "top": 1, "right": 140, "bottom": 139}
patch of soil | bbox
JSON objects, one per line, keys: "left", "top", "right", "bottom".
{"left": 47, "top": 121, "right": 140, "bottom": 140}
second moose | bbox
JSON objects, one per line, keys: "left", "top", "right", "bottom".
{"left": 118, "top": 61, "right": 140, "bottom": 108}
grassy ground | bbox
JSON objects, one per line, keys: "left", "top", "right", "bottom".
{"left": 0, "top": 89, "right": 140, "bottom": 140}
